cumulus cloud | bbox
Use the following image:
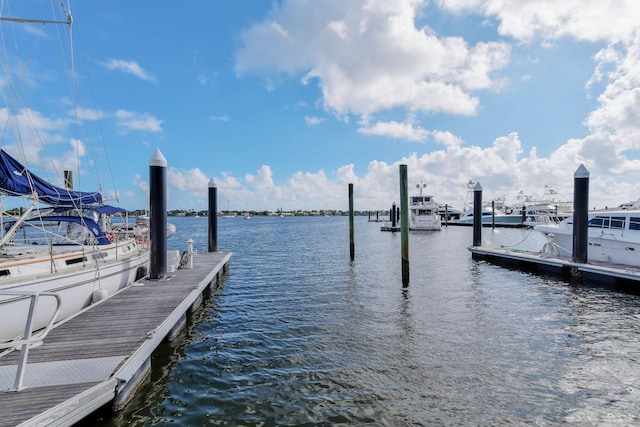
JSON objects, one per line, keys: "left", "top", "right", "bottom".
{"left": 438, "top": 0, "right": 640, "bottom": 45}
{"left": 439, "top": 1, "right": 640, "bottom": 193}
{"left": 167, "top": 167, "right": 210, "bottom": 194}
{"left": 115, "top": 110, "right": 164, "bottom": 133}
{"left": 236, "top": 0, "right": 510, "bottom": 119}
{"left": 163, "top": 127, "right": 640, "bottom": 211}
{"left": 305, "top": 116, "right": 324, "bottom": 125}
{"left": 358, "top": 119, "right": 428, "bottom": 142}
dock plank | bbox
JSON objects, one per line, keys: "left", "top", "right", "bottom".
{"left": 1, "top": 382, "right": 103, "bottom": 427}
{"left": 0, "top": 251, "right": 230, "bottom": 426}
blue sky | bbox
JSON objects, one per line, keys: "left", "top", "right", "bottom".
{"left": 1, "top": 1, "right": 640, "bottom": 212}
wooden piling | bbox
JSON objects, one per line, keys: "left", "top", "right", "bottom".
{"left": 399, "top": 165, "right": 409, "bottom": 287}
{"left": 572, "top": 164, "right": 590, "bottom": 263}
{"left": 349, "top": 183, "right": 355, "bottom": 261}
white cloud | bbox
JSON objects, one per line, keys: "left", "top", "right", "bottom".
{"left": 164, "top": 128, "right": 640, "bottom": 211}
{"left": 245, "top": 165, "right": 276, "bottom": 189}
{"left": 304, "top": 116, "right": 324, "bottom": 125}
{"left": 358, "top": 120, "right": 428, "bottom": 142}
{"left": 162, "top": 1, "right": 640, "bottom": 211}
{"left": 431, "top": 130, "right": 463, "bottom": 147}
{"left": 103, "top": 59, "right": 158, "bottom": 84}
{"left": 210, "top": 114, "right": 230, "bottom": 122}
{"left": 236, "top": 0, "right": 510, "bottom": 119}
{"left": 438, "top": 0, "right": 640, "bottom": 45}
{"left": 115, "top": 110, "right": 164, "bottom": 133}
{"left": 167, "top": 167, "right": 210, "bottom": 195}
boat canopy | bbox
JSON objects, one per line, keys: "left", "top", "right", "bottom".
{"left": 52, "top": 205, "right": 127, "bottom": 215}
{"left": 0, "top": 149, "right": 102, "bottom": 207}
{"left": 3, "top": 215, "right": 111, "bottom": 245}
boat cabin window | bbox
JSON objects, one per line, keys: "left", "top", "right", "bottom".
{"left": 630, "top": 217, "right": 640, "bottom": 230}
{"left": 610, "top": 216, "right": 625, "bottom": 229}
{"left": 588, "top": 215, "right": 626, "bottom": 229}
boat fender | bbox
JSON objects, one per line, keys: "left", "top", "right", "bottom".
{"left": 92, "top": 289, "right": 109, "bottom": 303}
{"left": 541, "top": 242, "right": 560, "bottom": 258}
{"left": 178, "top": 251, "right": 189, "bottom": 270}
{"left": 135, "top": 266, "right": 148, "bottom": 281}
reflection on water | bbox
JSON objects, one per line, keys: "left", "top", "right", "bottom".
{"left": 83, "top": 216, "right": 640, "bottom": 426}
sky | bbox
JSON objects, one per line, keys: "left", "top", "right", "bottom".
{"left": 1, "top": 0, "right": 640, "bottom": 212}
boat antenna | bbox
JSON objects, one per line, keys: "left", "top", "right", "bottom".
{"left": 416, "top": 182, "right": 426, "bottom": 196}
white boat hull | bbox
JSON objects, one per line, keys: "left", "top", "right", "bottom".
{"left": 409, "top": 219, "right": 441, "bottom": 231}
{"left": 0, "top": 240, "right": 149, "bottom": 342}
{"left": 409, "top": 192, "right": 442, "bottom": 231}
{"left": 535, "top": 211, "right": 640, "bottom": 267}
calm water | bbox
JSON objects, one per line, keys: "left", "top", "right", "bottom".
{"left": 85, "top": 216, "right": 640, "bottom": 426}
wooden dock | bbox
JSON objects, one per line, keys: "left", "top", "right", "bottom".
{"left": 468, "top": 246, "right": 640, "bottom": 288}
{"left": 0, "top": 251, "right": 231, "bottom": 427}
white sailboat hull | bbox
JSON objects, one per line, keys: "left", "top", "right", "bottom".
{"left": 0, "top": 239, "right": 149, "bottom": 342}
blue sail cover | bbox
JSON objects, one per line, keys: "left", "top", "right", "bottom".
{"left": 0, "top": 149, "right": 102, "bottom": 207}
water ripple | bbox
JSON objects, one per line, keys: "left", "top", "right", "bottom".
{"left": 85, "top": 217, "right": 640, "bottom": 426}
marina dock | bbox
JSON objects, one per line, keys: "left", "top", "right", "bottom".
{"left": 0, "top": 251, "right": 231, "bottom": 427}
{"left": 468, "top": 246, "right": 640, "bottom": 288}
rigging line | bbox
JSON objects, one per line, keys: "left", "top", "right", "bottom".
{"left": 500, "top": 227, "right": 536, "bottom": 248}
{"left": 78, "top": 40, "right": 114, "bottom": 202}
{"left": 74, "top": 28, "right": 107, "bottom": 200}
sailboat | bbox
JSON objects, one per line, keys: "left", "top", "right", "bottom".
{"left": 0, "top": 5, "right": 153, "bottom": 344}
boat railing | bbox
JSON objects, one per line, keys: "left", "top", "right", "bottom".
{"left": 0, "top": 290, "right": 62, "bottom": 391}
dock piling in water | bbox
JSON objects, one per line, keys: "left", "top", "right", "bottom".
{"left": 472, "top": 182, "right": 482, "bottom": 246}
{"left": 149, "top": 148, "right": 168, "bottom": 280}
{"left": 392, "top": 202, "right": 397, "bottom": 228}
{"left": 349, "top": 183, "right": 355, "bottom": 261}
{"left": 572, "top": 164, "right": 590, "bottom": 264}
{"left": 399, "top": 165, "right": 409, "bottom": 287}
{"left": 491, "top": 200, "right": 495, "bottom": 229}
{"left": 208, "top": 178, "right": 218, "bottom": 252}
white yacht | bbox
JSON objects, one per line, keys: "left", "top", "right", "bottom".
{"left": 534, "top": 205, "right": 640, "bottom": 266}
{"left": 452, "top": 181, "right": 523, "bottom": 225}
{"left": 409, "top": 183, "right": 441, "bottom": 231}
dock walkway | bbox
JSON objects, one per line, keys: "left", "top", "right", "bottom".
{"left": 469, "top": 246, "right": 640, "bottom": 285}
{"left": 0, "top": 251, "right": 231, "bottom": 427}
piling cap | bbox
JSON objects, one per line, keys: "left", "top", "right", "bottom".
{"left": 574, "top": 164, "right": 590, "bottom": 179}
{"left": 474, "top": 181, "right": 482, "bottom": 191}
{"left": 208, "top": 178, "right": 217, "bottom": 188}
{"left": 149, "top": 148, "right": 167, "bottom": 167}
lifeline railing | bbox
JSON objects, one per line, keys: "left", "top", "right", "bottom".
{"left": 0, "top": 290, "right": 62, "bottom": 391}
